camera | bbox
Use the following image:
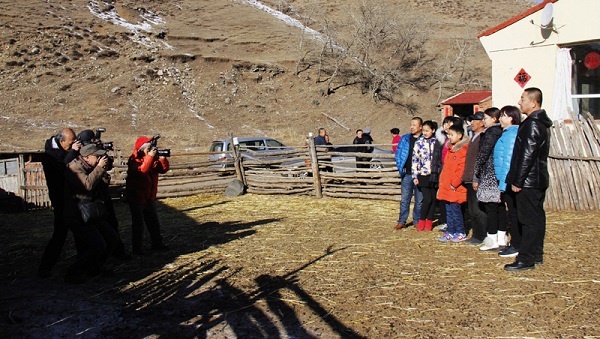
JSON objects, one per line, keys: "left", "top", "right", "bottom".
{"left": 149, "top": 134, "right": 171, "bottom": 157}
{"left": 94, "top": 128, "right": 114, "bottom": 151}
{"left": 93, "top": 128, "right": 114, "bottom": 170}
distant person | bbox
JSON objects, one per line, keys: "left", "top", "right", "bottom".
{"left": 494, "top": 106, "right": 521, "bottom": 259}
{"left": 390, "top": 128, "right": 400, "bottom": 153}
{"left": 394, "top": 117, "right": 423, "bottom": 229}
{"left": 324, "top": 135, "right": 332, "bottom": 145}
{"left": 126, "top": 136, "right": 170, "bottom": 255}
{"left": 474, "top": 107, "right": 503, "bottom": 251}
{"left": 314, "top": 128, "right": 327, "bottom": 146}
{"left": 63, "top": 144, "right": 120, "bottom": 283}
{"left": 504, "top": 87, "right": 552, "bottom": 271}
{"left": 461, "top": 112, "right": 487, "bottom": 246}
{"left": 411, "top": 121, "right": 442, "bottom": 231}
{"left": 353, "top": 128, "right": 374, "bottom": 169}
{"left": 38, "top": 128, "right": 81, "bottom": 278}
{"left": 437, "top": 124, "right": 469, "bottom": 242}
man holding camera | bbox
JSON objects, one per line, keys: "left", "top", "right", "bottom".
{"left": 126, "top": 136, "right": 170, "bottom": 254}
{"left": 63, "top": 143, "right": 120, "bottom": 283}
{"left": 39, "top": 128, "right": 82, "bottom": 278}
{"left": 76, "top": 129, "right": 130, "bottom": 260}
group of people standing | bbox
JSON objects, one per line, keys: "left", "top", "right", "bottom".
{"left": 39, "top": 129, "right": 170, "bottom": 283}
{"left": 393, "top": 87, "right": 552, "bottom": 271}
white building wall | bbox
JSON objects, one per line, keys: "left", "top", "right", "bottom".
{"left": 479, "top": 0, "right": 600, "bottom": 120}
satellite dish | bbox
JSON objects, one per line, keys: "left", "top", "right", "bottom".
{"left": 540, "top": 3, "right": 554, "bottom": 29}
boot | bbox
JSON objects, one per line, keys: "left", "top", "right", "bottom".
{"left": 480, "top": 233, "right": 499, "bottom": 251}
{"left": 424, "top": 220, "right": 433, "bottom": 231}
{"left": 417, "top": 220, "right": 426, "bottom": 231}
{"left": 497, "top": 231, "right": 508, "bottom": 247}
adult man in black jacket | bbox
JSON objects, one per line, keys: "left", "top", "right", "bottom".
{"left": 38, "top": 128, "right": 81, "bottom": 277}
{"left": 504, "top": 87, "right": 552, "bottom": 271}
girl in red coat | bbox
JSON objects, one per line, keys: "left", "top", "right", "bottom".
{"left": 126, "top": 136, "right": 170, "bottom": 254}
{"left": 437, "top": 125, "right": 469, "bottom": 242}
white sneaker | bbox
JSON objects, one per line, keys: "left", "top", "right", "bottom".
{"left": 437, "top": 223, "right": 447, "bottom": 231}
{"left": 497, "top": 231, "right": 508, "bottom": 247}
{"left": 480, "top": 233, "right": 499, "bottom": 251}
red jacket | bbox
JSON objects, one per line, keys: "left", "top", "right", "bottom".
{"left": 437, "top": 137, "right": 469, "bottom": 204}
{"left": 125, "top": 151, "right": 169, "bottom": 204}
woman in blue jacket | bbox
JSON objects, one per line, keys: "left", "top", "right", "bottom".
{"left": 494, "top": 105, "right": 521, "bottom": 258}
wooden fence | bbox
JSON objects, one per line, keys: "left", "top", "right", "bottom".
{"left": 5, "top": 115, "right": 600, "bottom": 210}
{"left": 546, "top": 112, "right": 600, "bottom": 210}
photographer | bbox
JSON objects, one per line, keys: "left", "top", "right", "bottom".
{"left": 38, "top": 128, "right": 82, "bottom": 278}
{"left": 63, "top": 144, "right": 119, "bottom": 283}
{"left": 76, "top": 129, "right": 130, "bottom": 260}
{"left": 126, "top": 136, "right": 170, "bottom": 254}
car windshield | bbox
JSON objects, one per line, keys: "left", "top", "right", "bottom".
{"left": 210, "top": 142, "right": 224, "bottom": 152}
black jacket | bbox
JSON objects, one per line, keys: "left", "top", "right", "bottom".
{"left": 506, "top": 109, "right": 553, "bottom": 189}
{"left": 41, "top": 135, "right": 79, "bottom": 204}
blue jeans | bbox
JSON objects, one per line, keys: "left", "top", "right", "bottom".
{"left": 398, "top": 177, "right": 423, "bottom": 224}
{"left": 446, "top": 202, "right": 465, "bottom": 235}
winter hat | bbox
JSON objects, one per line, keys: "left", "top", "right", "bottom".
{"left": 364, "top": 128, "right": 371, "bottom": 134}
{"left": 80, "top": 144, "right": 106, "bottom": 157}
{"left": 134, "top": 136, "right": 153, "bottom": 151}
{"left": 76, "top": 129, "right": 95, "bottom": 144}
{"left": 468, "top": 111, "right": 485, "bottom": 121}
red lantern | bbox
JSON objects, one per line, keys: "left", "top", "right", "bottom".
{"left": 584, "top": 52, "right": 600, "bottom": 70}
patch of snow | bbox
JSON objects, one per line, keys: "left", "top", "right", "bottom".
{"left": 237, "top": 0, "right": 324, "bottom": 41}
{"left": 87, "top": 0, "right": 173, "bottom": 49}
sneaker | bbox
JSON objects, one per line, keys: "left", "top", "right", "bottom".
{"left": 438, "top": 232, "right": 453, "bottom": 242}
{"left": 451, "top": 233, "right": 468, "bottom": 242}
{"left": 499, "top": 246, "right": 519, "bottom": 257}
{"left": 394, "top": 223, "right": 405, "bottom": 230}
{"left": 437, "top": 223, "right": 447, "bottom": 231}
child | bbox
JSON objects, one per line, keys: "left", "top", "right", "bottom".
{"left": 437, "top": 124, "right": 470, "bottom": 242}
{"left": 411, "top": 120, "right": 443, "bottom": 231}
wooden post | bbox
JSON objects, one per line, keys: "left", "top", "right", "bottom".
{"left": 233, "top": 142, "right": 246, "bottom": 186}
{"left": 307, "top": 133, "right": 322, "bottom": 198}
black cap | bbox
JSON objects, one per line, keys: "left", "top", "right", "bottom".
{"left": 390, "top": 128, "right": 400, "bottom": 134}
{"left": 468, "top": 111, "right": 485, "bottom": 121}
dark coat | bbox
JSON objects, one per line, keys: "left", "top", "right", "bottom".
{"left": 506, "top": 109, "right": 553, "bottom": 189}
{"left": 474, "top": 124, "right": 503, "bottom": 203}
{"left": 42, "top": 135, "right": 79, "bottom": 204}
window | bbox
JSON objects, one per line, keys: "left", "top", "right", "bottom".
{"left": 571, "top": 41, "right": 600, "bottom": 119}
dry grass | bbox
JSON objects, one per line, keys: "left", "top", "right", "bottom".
{"left": 1, "top": 193, "right": 599, "bottom": 337}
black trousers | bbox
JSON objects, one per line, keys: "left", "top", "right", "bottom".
{"left": 129, "top": 201, "right": 164, "bottom": 251}
{"left": 39, "top": 201, "right": 71, "bottom": 272}
{"left": 466, "top": 183, "right": 487, "bottom": 240}
{"left": 418, "top": 176, "right": 437, "bottom": 221}
{"left": 67, "top": 220, "right": 119, "bottom": 277}
{"left": 482, "top": 201, "right": 506, "bottom": 235}
{"left": 515, "top": 188, "right": 546, "bottom": 264}
{"left": 502, "top": 190, "right": 521, "bottom": 249}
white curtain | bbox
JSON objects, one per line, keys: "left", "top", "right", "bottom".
{"left": 552, "top": 48, "right": 573, "bottom": 121}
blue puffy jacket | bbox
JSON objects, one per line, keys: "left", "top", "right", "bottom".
{"left": 493, "top": 125, "right": 518, "bottom": 191}
{"left": 395, "top": 133, "right": 412, "bottom": 178}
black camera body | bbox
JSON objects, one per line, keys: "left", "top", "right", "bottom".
{"left": 149, "top": 134, "right": 171, "bottom": 157}
{"left": 93, "top": 128, "right": 114, "bottom": 170}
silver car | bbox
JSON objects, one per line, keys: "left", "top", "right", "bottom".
{"left": 209, "top": 137, "right": 290, "bottom": 167}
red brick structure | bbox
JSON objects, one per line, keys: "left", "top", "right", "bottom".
{"left": 439, "top": 90, "right": 492, "bottom": 120}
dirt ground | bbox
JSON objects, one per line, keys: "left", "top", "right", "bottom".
{"left": 1, "top": 193, "right": 599, "bottom": 338}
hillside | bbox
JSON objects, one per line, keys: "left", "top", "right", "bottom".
{"left": 0, "top": 0, "right": 534, "bottom": 153}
